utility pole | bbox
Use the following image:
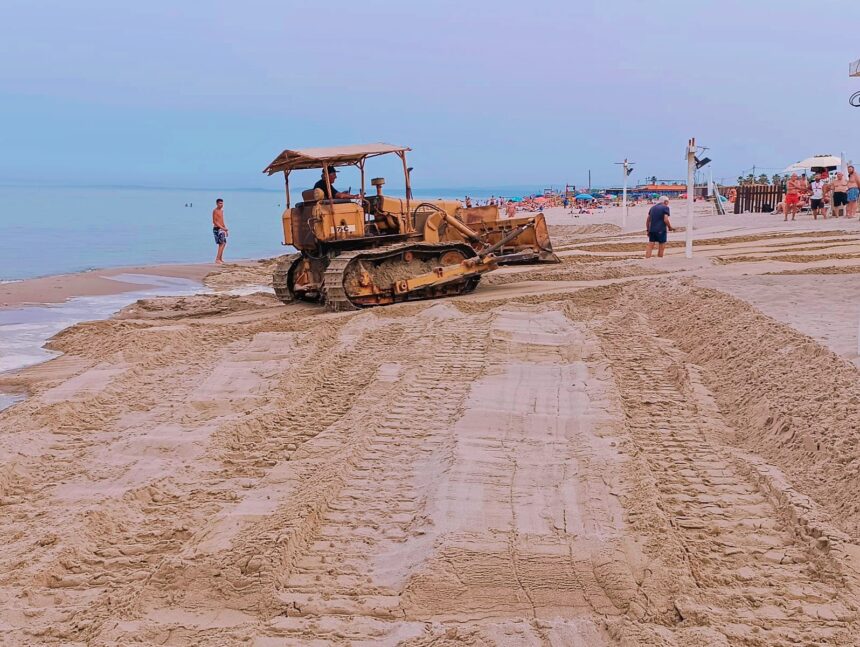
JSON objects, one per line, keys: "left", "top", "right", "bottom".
{"left": 615, "top": 158, "right": 634, "bottom": 229}
{"left": 686, "top": 138, "right": 696, "bottom": 259}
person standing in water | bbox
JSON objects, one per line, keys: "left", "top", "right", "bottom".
{"left": 212, "top": 198, "right": 228, "bottom": 264}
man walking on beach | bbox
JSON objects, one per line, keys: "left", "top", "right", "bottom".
{"left": 505, "top": 200, "right": 516, "bottom": 218}
{"left": 645, "top": 196, "right": 675, "bottom": 258}
{"left": 212, "top": 198, "right": 228, "bottom": 264}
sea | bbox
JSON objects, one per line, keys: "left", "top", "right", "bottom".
{"left": 0, "top": 184, "right": 547, "bottom": 281}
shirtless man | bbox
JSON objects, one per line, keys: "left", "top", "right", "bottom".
{"left": 785, "top": 173, "right": 804, "bottom": 221}
{"left": 826, "top": 172, "right": 849, "bottom": 218}
{"left": 505, "top": 200, "right": 516, "bottom": 218}
{"left": 212, "top": 198, "right": 228, "bottom": 264}
{"left": 847, "top": 165, "right": 860, "bottom": 218}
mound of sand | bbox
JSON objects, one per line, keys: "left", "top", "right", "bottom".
{"left": 639, "top": 280, "right": 860, "bottom": 538}
{"left": 117, "top": 292, "right": 280, "bottom": 320}
{"left": 203, "top": 258, "right": 282, "bottom": 290}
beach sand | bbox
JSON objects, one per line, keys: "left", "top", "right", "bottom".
{"left": 2, "top": 202, "right": 860, "bottom": 645}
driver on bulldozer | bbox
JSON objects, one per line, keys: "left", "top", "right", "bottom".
{"left": 313, "top": 167, "right": 359, "bottom": 200}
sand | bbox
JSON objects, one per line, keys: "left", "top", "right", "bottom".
{"left": 2, "top": 202, "right": 860, "bottom": 645}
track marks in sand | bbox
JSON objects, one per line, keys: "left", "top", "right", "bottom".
{"left": 598, "top": 312, "right": 859, "bottom": 645}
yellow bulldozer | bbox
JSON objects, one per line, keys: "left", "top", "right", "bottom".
{"left": 263, "top": 143, "right": 559, "bottom": 311}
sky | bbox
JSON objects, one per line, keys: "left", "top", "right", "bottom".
{"left": 1, "top": 0, "right": 858, "bottom": 191}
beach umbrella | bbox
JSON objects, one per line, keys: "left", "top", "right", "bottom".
{"left": 784, "top": 154, "right": 842, "bottom": 173}
{"left": 574, "top": 193, "right": 594, "bottom": 200}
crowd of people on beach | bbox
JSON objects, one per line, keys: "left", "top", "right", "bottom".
{"left": 775, "top": 166, "right": 860, "bottom": 221}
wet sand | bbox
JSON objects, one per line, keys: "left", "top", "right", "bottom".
{"left": 2, "top": 203, "right": 860, "bottom": 645}
{"left": 0, "top": 263, "right": 216, "bottom": 308}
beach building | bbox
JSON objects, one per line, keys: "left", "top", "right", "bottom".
{"left": 603, "top": 181, "right": 687, "bottom": 198}
{"left": 634, "top": 182, "right": 687, "bottom": 197}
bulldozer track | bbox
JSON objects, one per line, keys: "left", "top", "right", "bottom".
{"left": 598, "top": 313, "right": 858, "bottom": 644}
{"left": 272, "top": 253, "right": 301, "bottom": 304}
{"left": 322, "top": 242, "right": 481, "bottom": 312}
{"left": 273, "top": 318, "right": 491, "bottom": 638}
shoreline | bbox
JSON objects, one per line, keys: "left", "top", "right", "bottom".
{"left": 0, "top": 261, "right": 246, "bottom": 309}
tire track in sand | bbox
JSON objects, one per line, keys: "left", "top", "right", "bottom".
{"left": 598, "top": 312, "right": 858, "bottom": 645}
{"left": 264, "top": 305, "right": 491, "bottom": 643}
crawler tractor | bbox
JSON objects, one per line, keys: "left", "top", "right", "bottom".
{"left": 263, "top": 143, "right": 559, "bottom": 311}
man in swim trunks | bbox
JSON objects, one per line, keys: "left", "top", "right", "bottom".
{"left": 645, "top": 196, "right": 675, "bottom": 258}
{"left": 212, "top": 198, "right": 228, "bottom": 264}
{"left": 827, "top": 172, "right": 849, "bottom": 218}
{"left": 785, "top": 173, "right": 803, "bottom": 221}
{"left": 847, "top": 165, "right": 860, "bottom": 218}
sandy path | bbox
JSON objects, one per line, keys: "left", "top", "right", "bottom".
{"left": 2, "top": 220, "right": 860, "bottom": 644}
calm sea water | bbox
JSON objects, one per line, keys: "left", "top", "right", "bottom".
{"left": 0, "top": 186, "right": 290, "bottom": 280}
{"left": 0, "top": 185, "right": 546, "bottom": 281}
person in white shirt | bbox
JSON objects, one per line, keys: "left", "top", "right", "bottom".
{"left": 809, "top": 173, "right": 827, "bottom": 220}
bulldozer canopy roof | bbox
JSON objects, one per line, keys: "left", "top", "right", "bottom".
{"left": 263, "top": 143, "right": 411, "bottom": 175}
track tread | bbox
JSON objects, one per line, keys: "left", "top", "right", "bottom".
{"left": 272, "top": 253, "right": 302, "bottom": 305}
{"left": 322, "top": 242, "right": 482, "bottom": 312}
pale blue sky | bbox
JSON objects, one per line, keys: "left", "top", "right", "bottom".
{"left": 1, "top": 0, "right": 857, "bottom": 190}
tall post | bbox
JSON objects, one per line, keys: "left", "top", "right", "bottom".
{"left": 686, "top": 138, "right": 695, "bottom": 259}
{"left": 622, "top": 159, "right": 629, "bottom": 229}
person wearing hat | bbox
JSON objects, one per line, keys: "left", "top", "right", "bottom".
{"left": 645, "top": 196, "right": 675, "bottom": 258}
{"left": 313, "top": 166, "right": 359, "bottom": 200}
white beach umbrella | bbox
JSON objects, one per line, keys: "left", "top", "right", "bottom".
{"left": 784, "top": 154, "right": 842, "bottom": 173}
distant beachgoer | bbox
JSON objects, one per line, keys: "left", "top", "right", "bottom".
{"left": 212, "top": 198, "right": 228, "bottom": 264}
{"left": 810, "top": 173, "right": 827, "bottom": 219}
{"left": 847, "top": 165, "right": 860, "bottom": 218}
{"left": 645, "top": 196, "right": 675, "bottom": 258}
{"left": 505, "top": 200, "right": 516, "bottom": 218}
{"left": 465, "top": 196, "right": 472, "bottom": 208}
{"left": 785, "top": 173, "right": 803, "bottom": 221}
{"left": 827, "top": 172, "right": 849, "bottom": 218}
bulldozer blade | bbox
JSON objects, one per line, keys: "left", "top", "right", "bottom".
{"left": 458, "top": 209, "right": 560, "bottom": 265}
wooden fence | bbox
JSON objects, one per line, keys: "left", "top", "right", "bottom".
{"left": 733, "top": 184, "right": 784, "bottom": 214}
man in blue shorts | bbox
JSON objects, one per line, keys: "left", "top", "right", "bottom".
{"left": 645, "top": 196, "right": 675, "bottom": 258}
{"left": 212, "top": 198, "right": 228, "bottom": 264}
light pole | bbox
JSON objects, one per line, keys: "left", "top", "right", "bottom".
{"left": 615, "top": 158, "right": 634, "bottom": 229}
{"left": 686, "top": 138, "right": 696, "bottom": 259}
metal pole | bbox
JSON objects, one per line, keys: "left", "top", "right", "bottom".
{"left": 686, "top": 138, "right": 695, "bottom": 259}
{"left": 622, "top": 159, "right": 628, "bottom": 229}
